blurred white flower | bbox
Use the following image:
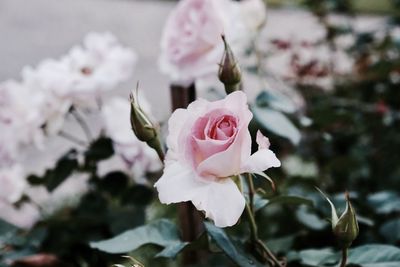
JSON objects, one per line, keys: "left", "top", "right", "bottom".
{"left": 100, "top": 97, "right": 162, "bottom": 180}
{"left": 26, "top": 173, "right": 90, "bottom": 217}
{"left": 0, "top": 164, "right": 40, "bottom": 229}
{"left": 0, "top": 164, "right": 26, "bottom": 204}
{"left": 0, "top": 201, "right": 40, "bottom": 229}
{"left": 0, "top": 80, "right": 46, "bottom": 148}
{"left": 21, "top": 32, "right": 137, "bottom": 134}
{"left": 63, "top": 32, "right": 137, "bottom": 100}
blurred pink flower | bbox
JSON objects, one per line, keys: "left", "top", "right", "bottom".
{"left": 159, "top": 0, "right": 266, "bottom": 85}
{"left": 155, "top": 91, "right": 280, "bottom": 227}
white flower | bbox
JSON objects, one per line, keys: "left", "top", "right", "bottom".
{"left": 0, "top": 80, "right": 46, "bottom": 148}
{"left": 0, "top": 201, "right": 40, "bottom": 229}
{"left": 0, "top": 164, "right": 26, "bottom": 204}
{"left": 63, "top": 32, "right": 137, "bottom": 100}
{"left": 26, "top": 173, "right": 90, "bottom": 217}
{"left": 101, "top": 97, "right": 162, "bottom": 179}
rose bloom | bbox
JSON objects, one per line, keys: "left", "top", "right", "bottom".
{"left": 155, "top": 91, "right": 280, "bottom": 227}
{"left": 159, "top": 0, "right": 266, "bottom": 85}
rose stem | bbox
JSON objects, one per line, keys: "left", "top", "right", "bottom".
{"left": 170, "top": 83, "right": 204, "bottom": 266}
{"left": 59, "top": 130, "right": 87, "bottom": 147}
{"left": 70, "top": 106, "right": 93, "bottom": 142}
{"left": 245, "top": 174, "right": 284, "bottom": 267}
{"left": 340, "top": 248, "right": 348, "bottom": 267}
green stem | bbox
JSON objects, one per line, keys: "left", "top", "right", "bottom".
{"left": 247, "top": 173, "right": 255, "bottom": 213}
{"left": 59, "top": 130, "right": 87, "bottom": 147}
{"left": 224, "top": 83, "right": 241, "bottom": 94}
{"left": 244, "top": 174, "right": 284, "bottom": 267}
{"left": 340, "top": 248, "right": 348, "bottom": 267}
{"left": 71, "top": 107, "right": 93, "bottom": 141}
{"left": 245, "top": 202, "right": 258, "bottom": 242}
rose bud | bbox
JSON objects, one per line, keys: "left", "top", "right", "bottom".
{"left": 333, "top": 192, "right": 359, "bottom": 248}
{"left": 130, "top": 90, "right": 164, "bottom": 161}
{"left": 218, "top": 35, "right": 242, "bottom": 94}
{"left": 317, "top": 188, "right": 359, "bottom": 249}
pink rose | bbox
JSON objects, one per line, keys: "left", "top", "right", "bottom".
{"left": 159, "top": 0, "right": 226, "bottom": 85}
{"left": 155, "top": 91, "right": 280, "bottom": 227}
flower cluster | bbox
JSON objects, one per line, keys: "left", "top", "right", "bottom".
{"left": 0, "top": 32, "right": 161, "bottom": 229}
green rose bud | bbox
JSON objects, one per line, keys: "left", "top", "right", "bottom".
{"left": 333, "top": 192, "right": 359, "bottom": 248}
{"left": 218, "top": 35, "right": 242, "bottom": 94}
{"left": 130, "top": 89, "right": 164, "bottom": 161}
{"left": 317, "top": 188, "right": 359, "bottom": 249}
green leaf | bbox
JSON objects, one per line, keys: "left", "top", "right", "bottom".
{"left": 85, "top": 137, "right": 114, "bottom": 163}
{"left": 252, "top": 105, "right": 301, "bottom": 145}
{"left": 155, "top": 242, "right": 188, "bottom": 258}
{"left": 291, "top": 248, "right": 337, "bottom": 266}
{"left": 267, "top": 234, "right": 297, "bottom": 254}
{"left": 256, "top": 91, "right": 297, "bottom": 114}
{"left": 90, "top": 219, "right": 187, "bottom": 257}
{"left": 45, "top": 149, "right": 79, "bottom": 191}
{"left": 348, "top": 244, "right": 400, "bottom": 266}
{"left": 0, "top": 220, "right": 18, "bottom": 246}
{"left": 379, "top": 219, "right": 400, "bottom": 244}
{"left": 204, "top": 222, "right": 264, "bottom": 267}
{"left": 295, "top": 207, "right": 329, "bottom": 230}
{"left": 367, "top": 191, "right": 400, "bottom": 214}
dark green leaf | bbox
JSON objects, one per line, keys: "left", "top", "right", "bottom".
{"left": 45, "top": 149, "right": 79, "bottom": 191}
{"left": 85, "top": 137, "right": 114, "bottom": 163}
{"left": 122, "top": 185, "right": 154, "bottom": 206}
{"left": 90, "top": 219, "right": 186, "bottom": 255}
{"left": 204, "top": 222, "right": 264, "bottom": 267}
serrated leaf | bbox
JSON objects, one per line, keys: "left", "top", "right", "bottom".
{"left": 90, "top": 219, "right": 186, "bottom": 257}
{"left": 252, "top": 105, "right": 301, "bottom": 145}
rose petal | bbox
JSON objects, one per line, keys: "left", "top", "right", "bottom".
{"left": 256, "top": 130, "right": 270, "bottom": 149}
{"left": 154, "top": 160, "right": 245, "bottom": 227}
{"left": 241, "top": 148, "right": 281, "bottom": 174}
{"left": 197, "top": 125, "right": 251, "bottom": 177}
{"left": 191, "top": 178, "right": 245, "bottom": 227}
{"left": 154, "top": 161, "right": 206, "bottom": 204}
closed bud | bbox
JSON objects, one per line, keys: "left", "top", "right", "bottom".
{"left": 317, "top": 188, "right": 359, "bottom": 249}
{"left": 218, "top": 35, "right": 242, "bottom": 94}
{"left": 130, "top": 89, "right": 164, "bottom": 161}
{"left": 333, "top": 192, "right": 359, "bottom": 249}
